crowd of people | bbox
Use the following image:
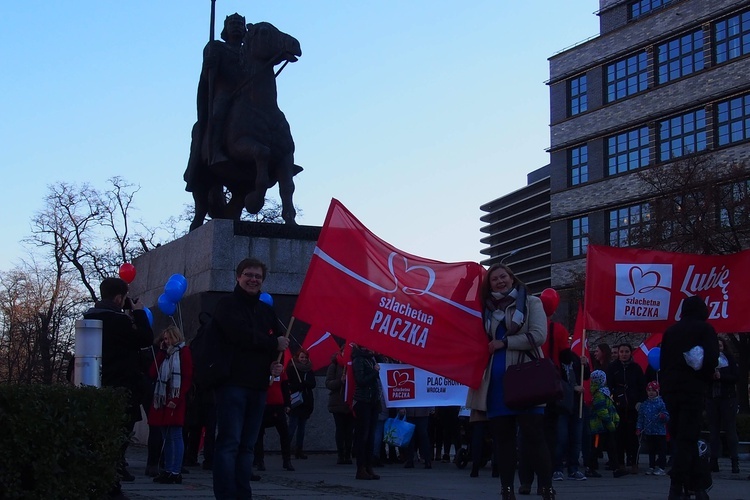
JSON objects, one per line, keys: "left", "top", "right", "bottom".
{"left": 92, "top": 259, "right": 744, "bottom": 500}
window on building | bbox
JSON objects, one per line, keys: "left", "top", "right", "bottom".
{"left": 656, "top": 29, "right": 704, "bottom": 84}
{"left": 609, "top": 203, "right": 651, "bottom": 247}
{"left": 719, "top": 179, "right": 750, "bottom": 229}
{"left": 715, "top": 9, "right": 750, "bottom": 64}
{"left": 571, "top": 216, "right": 589, "bottom": 257}
{"left": 606, "top": 52, "right": 648, "bottom": 102}
{"left": 658, "top": 108, "right": 707, "bottom": 161}
{"left": 607, "top": 126, "right": 650, "bottom": 175}
{"left": 569, "top": 74, "right": 587, "bottom": 116}
{"left": 569, "top": 145, "right": 588, "bottom": 186}
{"left": 716, "top": 93, "right": 750, "bottom": 146}
{"left": 629, "top": 0, "right": 675, "bottom": 20}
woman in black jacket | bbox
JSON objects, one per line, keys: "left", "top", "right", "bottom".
{"left": 606, "top": 343, "right": 646, "bottom": 473}
{"left": 705, "top": 336, "right": 740, "bottom": 473}
{"left": 351, "top": 344, "right": 383, "bottom": 481}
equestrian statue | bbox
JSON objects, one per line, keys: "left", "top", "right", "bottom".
{"left": 184, "top": 13, "right": 302, "bottom": 231}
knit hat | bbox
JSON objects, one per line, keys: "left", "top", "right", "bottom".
{"left": 590, "top": 370, "right": 607, "bottom": 388}
{"left": 647, "top": 380, "right": 660, "bottom": 393}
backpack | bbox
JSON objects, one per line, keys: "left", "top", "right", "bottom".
{"left": 190, "top": 312, "right": 230, "bottom": 388}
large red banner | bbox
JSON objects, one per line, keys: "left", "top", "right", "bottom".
{"left": 293, "top": 199, "right": 489, "bottom": 388}
{"left": 584, "top": 245, "right": 750, "bottom": 333}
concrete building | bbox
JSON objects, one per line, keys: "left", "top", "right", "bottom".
{"left": 483, "top": 0, "right": 750, "bottom": 318}
{"left": 479, "top": 166, "right": 551, "bottom": 294}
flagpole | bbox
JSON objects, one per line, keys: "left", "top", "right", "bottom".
{"left": 270, "top": 316, "right": 296, "bottom": 385}
{"left": 579, "top": 328, "right": 587, "bottom": 418}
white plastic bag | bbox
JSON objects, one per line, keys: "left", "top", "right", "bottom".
{"left": 683, "top": 346, "right": 704, "bottom": 371}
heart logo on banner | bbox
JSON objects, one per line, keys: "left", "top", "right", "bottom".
{"left": 627, "top": 266, "right": 663, "bottom": 294}
{"left": 391, "top": 370, "right": 410, "bottom": 387}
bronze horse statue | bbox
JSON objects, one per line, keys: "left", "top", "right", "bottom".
{"left": 184, "top": 22, "right": 302, "bottom": 231}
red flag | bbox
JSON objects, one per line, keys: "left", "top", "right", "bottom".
{"left": 301, "top": 326, "right": 341, "bottom": 370}
{"left": 570, "top": 303, "right": 589, "bottom": 360}
{"left": 282, "top": 347, "right": 292, "bottom": 369}
{"left": 632, "top": 332, "right": 663, "bottom": 372}
{"left": 293, "top": 199, "right": 488, "bottom": 388}
{"left": 584, "top": 244, "right": 750, "bottom": 333}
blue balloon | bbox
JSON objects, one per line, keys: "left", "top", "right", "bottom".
{"left": 648, "top": 347, "right": 661, "bottom": 371}
{"left": 157, "top": 293, "right": 177, "bottom": 316}
{"left": 259, "top": 292, "right": 273, "bottom": 306}
{"left": 144, "top": 307, "right": 154, "bottom": 327}
{"left": 164, "top": 278, "right": 186, "bottom": 303}
{"left": 168, "top": 274, "right": 188, "bottom": 294}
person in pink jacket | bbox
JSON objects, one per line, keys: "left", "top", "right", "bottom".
{"left": 148, "top": 325, "right": 193, "bottom": 484}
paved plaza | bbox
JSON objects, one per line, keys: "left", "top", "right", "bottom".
{"left": 119, "top": 445, "right": 749, "bottom": 499}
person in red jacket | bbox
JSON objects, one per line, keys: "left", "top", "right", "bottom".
{"left": 148, "top": 325, "right": 193, "bottom": 484}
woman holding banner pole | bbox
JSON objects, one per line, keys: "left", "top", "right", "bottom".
{"left": 465, "top": 264, "right": 553, "bottom": 500}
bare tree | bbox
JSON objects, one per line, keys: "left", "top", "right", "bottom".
{"left": 26, "top": 178, "right": 149, "bottom": 302}
{"left": 0, "top": 262, "right": 85, "bottom": 384}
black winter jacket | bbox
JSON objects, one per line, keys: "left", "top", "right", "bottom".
{"left": 213, "top": 284, "right": 282, "bottom": 390}
{"left": 352, "top": 346, "right": 381, "bottom": 404}
{"left": 84, "top": 300, "right": 153, "bottom": 419}
{"left": 607, "top": 358, "right": 646, "bottom": 415}
{"left": 660, "top": 296, "right": 719, "bottom": 401}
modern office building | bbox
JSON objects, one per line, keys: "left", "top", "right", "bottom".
{"left": 483, "top": 0, "right": 750, "bottom": 314}
{"left": 479, "top": 166, "right": 551, "bottom": 294}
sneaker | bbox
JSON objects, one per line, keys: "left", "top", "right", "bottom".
{"left": 568, "top": 471, "right": 587, "bottom": 481}
{"left": 646, "top": 467, "right": 654, "bottom": 475}
{"left": 653, "top": 467, "right": 666, "bottom": 476}
{"left": 552, "top": 471, "right": 565, "bottom": 481}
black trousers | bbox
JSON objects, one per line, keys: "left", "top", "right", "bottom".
{"left": 489, "top": 413, "right": 552, "bottom": 489}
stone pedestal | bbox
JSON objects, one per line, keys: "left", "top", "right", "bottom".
{"left": 129, "top": 219, "right": 320, "bottom": 336}
{"left": 128, "top": 219, "right": 341, "bottom": 453}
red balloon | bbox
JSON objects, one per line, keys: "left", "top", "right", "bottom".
{"left": 540, "top": 288, "right": 559, "bottom": 317}
{"left": 119, "top": 263, "right": 136, "bottom": 284}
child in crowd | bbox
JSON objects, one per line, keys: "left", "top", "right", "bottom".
{"left": 589, "top": 370, "right": 628, "bottom": 478}
{"left": 636, "top": 380, "right": 669, "bottom": 476}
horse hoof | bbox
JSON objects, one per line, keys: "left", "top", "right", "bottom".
{"left": 245, "top": 192, "right": 265, "bottom": 214}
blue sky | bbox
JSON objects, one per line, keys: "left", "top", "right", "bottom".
{"left": 0, "top": 1, "right": 599, "bottom": 269}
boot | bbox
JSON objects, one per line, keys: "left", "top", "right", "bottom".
{"left": 469, "top": 463, "right": 479, "bottom": 478}
{"left": 732, "top": 458, "right": 740, "bottom": 474}
{"left": 336, "top": 451, "right": 345, "bottom": 465}
{"left": 518, "top": 483, "right": 532, "bottom": 495}
{"left": 500, "top": 486, "right": 517, "bottom": 500}
{"left": 283, "top": 459, "right": 295, "bottom": 471}
{"left": 540, "top": 487, "right": 556, "bottom": 500}
{"left": 693, "top": 490, "right": 710, "bottom": 500}
{"left": 295, "top": 448, "right": 308, "bottom": 459}
{"left": 343, "top": 451, "right": 353, "bottom": 465}
{"left": 365, "top": 466, "right": 380, "bottom": 480}
{"left": 667, "top": 484, "right": 685, "bottom": 500}
{"left": 356, "top": 467, "right": 373, "bottom": 480}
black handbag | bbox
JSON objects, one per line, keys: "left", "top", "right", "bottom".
{"left": 503, "top": 332, "right": 564, "bottom": 410}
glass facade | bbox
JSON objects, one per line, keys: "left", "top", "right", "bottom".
{"left": 609, "top": 203, "right": 651, "bottom": 247}
{"left": 656, "top": 30, "right": 704, "bottom": 84}
{"left": 715, "top": 9, "right": 750, "bottom": 64}
{"left": 571, "top": 216, "right": 589, "bottom": 257}
{"left": 607, "top": 127, "right": 650, "bottom": 175}
{"left": 629, "top": 0, "right": 675, "bottom": 20}
{"left": 716, "top": 93, "right": 750, "bottom": 146}
{"left": 569, "top": 75, "right": 587, "bottom": 116}
{"left": 569, "top": 145, "right": 588, "bottom": 186}
{"left": 658, "top": 108, "right": 707, "bottom": 161}
{"left": 606, "top": 52, "right": 648, "bottom": 102}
